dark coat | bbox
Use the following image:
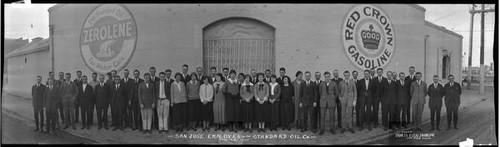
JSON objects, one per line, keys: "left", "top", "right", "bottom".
{"left": 383, "top": 79, "right": 397, "bottom": 105}
{"left": 357, "top": 78, "right": 375, "bottom": 104}
{"left": 427, "top": 83, "right": 444, "bottom": 108}
{"left": 155, "top": 79, "right": 172, "bottom": 101}
{"left": 138, "top": 82, "right": 156, "bottom": 108}
{"left": 299, "top": 81, "right": 318, "bottom": 107}
{"left": 43, "top": 85, "right": 60, "bottom": 110}
{"left": 372, "top": 76, "right": 387, "bottom": 99}
{"left": 77, "top": 84, "right": 94, "bottom": 108}
{"left": 32, "top": 84, "right": 46, "bottom": 109}
{"left": 181, "top": 74, "right": 191, "bottom": 84}
{"left": 130, "top": 78, "right": 144, "bottom": 104}
{"left": 111, "top": 83, "right": 127, "bottom": 104}
{"left": 73, "top": 78, "right": 83, "bottom": 87}
{"left": 121, "top": 78, "right": 135, "bottom": 104}
{"left": 396, "top": 80, "right": 410, "bottom": 105}
{"left": 444, "top": 82, "right": 461, "bottom": 107}
{"left": 331, "top": 77, "right": 343, "bottom": 98}
{"left": 94, "top": 83, "right": 109, "bottom": 108}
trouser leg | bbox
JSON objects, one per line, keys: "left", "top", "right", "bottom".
{"left": 372, "top": 99, "right": 380, "bottom": 126}
{"left": 158, "top": 100, "right": 164, "bottom": 130}
{"left": 336, "top": 98, "right": 342, "bottom": 128}
{"left": 75, "top": 103, "right": 80, "bottom": 123}
{"left": 430, "top": 107, "right": 435, "bottom": 128}
{"left": 97, "top": 107, "right": 102, "bottom": 127}
{"left": 452, "top": 106, "right": 458, "bottom": 127}
{"left": 411, "top": 103, "right": 417, "bottom": 128}
{"left": 164, "top": 100, "right": 170, "bottom": 131}
{"left": 436, "top": 107, "right": 441, "bottom": 128}
{"left": 365, "top": 102, "right": 372, "bottom": 126}
{"left": 320, "top": 107, "right": 326, "bottom": 130}
{"left": 81, "top": 105, "right": 87, "bottom": 128}
{"left": 381, "top": 103, "right": 389, "bottom": 128}
{"left": 341, "top": 101, "right": 348, "bottom": 129}
{"left": 34, "top": 107, "right": 40, "bottom": 130}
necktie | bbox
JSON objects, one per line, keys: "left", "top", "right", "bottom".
{"left": 307, "top": 81, "right": 309, "bottom": 86}
{"left": 326, "top": 83, "right": 330, "bottom": 95}
{"left": 160, "top": 81, "right": 165, "bottom": 97}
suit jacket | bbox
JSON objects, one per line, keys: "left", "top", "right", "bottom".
{"left": 94, "top": 83, "right": 109, "bottom": 108}
{"left": 319, "top": 80, "right": 337, "bottom": 107}
{"left": 383, "top": 79, "right": 397, "bottom": 105}
{"left": 73, "top": 78, "right": 83, "bottom": 87}
{"left": 121, "top": 77, "right": 135, "bottom": 104}
{"left": 372, "top": 76, "right": 387, "bottom": 99}
{"left": 156, "top": 79, "right": 172, "bottom": 101}
{"left": 138, "top": 82, "right": 156, "bottom": 108}
{"left": 405, "top": 75, "right": 417, "bottom": 99}
{"left": 32, "top": 84, "right": 46, "bottom": 109}
{"left": 357, "top": 78, "right": 375, "bottom": 104}
{"left": 300, "top": 81, "right": 318, "bottom": 107}
{"left": 60, "top": 81, "right": 79, "bottom": 103}
{"left": 313, "top": 80, "right": 322, "bottom": 104}
{"left": 43, "top": 85, "right": 59, "bottom": 110}
{"left": 444, "top": 82, "right": 461, "bottom": 107}
{"left": 181, "top": 74, "right": 191, "bottom": 84}
{"left": 77, "top": 84, "right": 94, "bottom": 107}
{"left": 427, "top": 83, "right": 444, "bottom": 108}
{"left": 130, "top": 78, "right": 144, "bottom": 105}
{"left": 111, "top": 83, "right": 127, "bottom": 104}
{"left": 331, "top": 77, "right": 343, "bottom": 99}
{"left": 396, "top": 80, "right": 410, "bottom": 105}
{"left": 340, "top": 79, "right": 357, "bottom": 106}
{"left": 410, "top": 80, "right": 427, "bottom": 105}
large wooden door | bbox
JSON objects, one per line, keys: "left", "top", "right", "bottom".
{"left": 203, "top": 17, "right": 275, "bottom": 74}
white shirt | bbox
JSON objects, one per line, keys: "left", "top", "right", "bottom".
{"left": 83, "top": 83, "right": 87, "bottom": 92}
{"left": 270, "top": 82, "right": 278, "bottom": 95}
{"left": 365, "top": 78, "right": 370, "bottom": 90}
{"left": 306, "top": 80, "right": 310, "bottom": 86}
{"left": 434, "top": 83, "right": 438, "bottom": 88}
{"left": 159, "top": 80, "right": 166, "bottom": 98}
{"left": 228, "top": 78, "right": 237, "bottom": 84}
{"left": 417, "top": 80, "right": 421, "bottom": 86}
{"left": 199, "top": 84, "right": 214, "bottom": 102}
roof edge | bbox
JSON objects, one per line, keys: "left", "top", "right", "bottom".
{"left": 6, "top": 46, "right": 49, "bottom": 58}
{"left": 425, "top": 21, "right": 463, "bottom": 39}
{"left": 48, "top": 4, "right": 66, "bottom": 13}
{"left": 408, "top": 4, "right": 426, "bottom": 12}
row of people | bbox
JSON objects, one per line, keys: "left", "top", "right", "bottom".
{"left": 31, "top": 65, "right": 462, "bottom": 136}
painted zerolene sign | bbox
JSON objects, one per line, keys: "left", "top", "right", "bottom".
{"left": 342, "top": 5, "right": 395, "bottom": 70}
{"left": 80, "top": 4, "right": 137, "bottom": 74}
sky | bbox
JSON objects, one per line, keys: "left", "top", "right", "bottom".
{"left": 4, "top": 4, "right": 495, "bottom": 67}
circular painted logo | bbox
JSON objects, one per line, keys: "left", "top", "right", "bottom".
{"left": 80, "top": 4, "right": 137, "bottom": 74}
{"left": 341, "top": 5, "right": 395, "bottom": 70}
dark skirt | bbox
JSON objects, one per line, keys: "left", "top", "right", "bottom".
{"left": 172, "top": 102, "right": 187, "bottom": 126}
{"left": 225, "top": 94, "right": 241, "bottom": 122}
{"left": 254, "top": 101, "right": 269, "bottom": 122}
{"left": 187, "top": 100, "right": 201, "bottom": 122}
{"left": 269, "top": 101, "right": 280, "bottom": 124}
{"left": 240, "top": 100, "right": 254, "bottom": 123}
{"left": 279, "top": 101, "right": 295, "bottom": 124}
{"left": 200, "top": 101, "right": 214, "bottom": 122}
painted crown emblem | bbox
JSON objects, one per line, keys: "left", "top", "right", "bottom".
{"left": 361, "top": 24, "right": 381, "bottom": 50}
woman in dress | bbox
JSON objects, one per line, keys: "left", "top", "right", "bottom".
{"left": 254, "top": 73, "right": 269, "bottom": 132}
{"left": 240, "top": 74, "right": 254, "bottom": 133}
{"left": 279, "top": 76, "right": 295, "bottom": 130}
{"left": 171, "top": 72, "right": 188, "bottom": 132}
{"left": 268, "top": 74, "right": 281, "bottom": 131}
{"left": 225, "top": 70, "right": 240, "bottom": 132}
{"left": 186, "top": 72, "right": 201, "bottom": 131}
{"left": 199, "top": 76, "right": 214, "bottom": 131}
{"left": 292, "top": 71, "right": 304, "bottom": 129}
{"left": 213, "top": 73, "right": 227, "bottom": 131}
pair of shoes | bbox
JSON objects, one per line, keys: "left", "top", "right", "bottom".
{"left": 341, "top": 129, "right": 346, "bottom": 134}
{"left": 454, "top": 126, "right": 459, "bottom": 130}
{"left": 349, "top": 129, "right": 355, "bottom": 134}
{"left": 358, "top": 127, "right": 364, "bottom": 131}
{"left": 430, "top": 127, "right": 435, "bottom": 131}
{"left": 81, "top": 126, "right": 85, "bottom": 130}
{"left": 436, "top": 128, "right": 441, "bottom": 131}
{"left": 34, "top": 128, "right": 39, "bottom": 132}
{"left": 318, "top": 130, "right": 324, "bottom": 135}
{"left": 301, "top": 129, "right": 307, "bottom": 132}
{"left": 330, "top": 129, "right": 336, "bottom": 134}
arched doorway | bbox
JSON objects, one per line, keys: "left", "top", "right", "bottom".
{"left": 442, "top": 50, "right": 451, "bottom": 79}
{"left": 203, "top": 17, "right": 275, "bottom": 74}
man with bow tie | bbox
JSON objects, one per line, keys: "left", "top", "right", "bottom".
{"left": 32, "top": 76, "right": 46, "bottom": 132}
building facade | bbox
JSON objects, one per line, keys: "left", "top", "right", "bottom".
{"left": 45, "top": 4, "right": 461, "bottom": 85}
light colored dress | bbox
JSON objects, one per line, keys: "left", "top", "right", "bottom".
{"left": 213, "top": 81, "right": 226, "bottom": 124}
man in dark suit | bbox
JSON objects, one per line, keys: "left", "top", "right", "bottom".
{"left": 44, "top": 78, "right": 59, "bottom": 135}
{"left": 357, "top": 70, "right": 375, "bottom": 131}
{"left": 264, "top": 69, "right": 272, "bottom": 83}
{"left": 312, "top": 71, "right": 322, "bottom": 133}
{"left": 130, "top": 70, "right": 144, "bottom": 131}
{"left": 352, "top": 70, "right": 361, "bottom": 127}
{"left": 95, "top": 75, "right": 109, "bottom": 130}
{"left": 250, "top": 69, "right": 258, "bottom": 84}
{"left": 277, "top": 67, "right": 287, "bottom": 85}
{"left": 77, "top": 76, "right": 93, "bottom": 129}
{"left": 165, "top": 69, "right": 175, "bottom": 130}
{"left": 372, "top": 68, "right": 387, "bottom": 128}
{"left": 209, "top": 67, "right": 217, "bottom": 84}
{"left": 181, "top": 64, "right": 191, "bottom": 83}
{"left": 396, "top": 72, "right": 410, "bottom": 128}
{"left": 196, "top": 67, "right": 208, "bottom": 84}
{"left": 32, "top": 76, "right": 46, "bottom": 132}
{"left": 223, "top": 67, "right": 230, "bottom": 81}
{"left": 299, "top": 71, "right": 318, "bottom": 133}
{"left": 111, "top": 75, "right": 126, "bottom": 131}
{"left": 382, "top": 71, "right": 397, "bottom": 131}
{"left": 55, "top": 72, "right": 65, "bottom": 127}
{"left": 122, "top": 69, "right": 134, "bottom": 129}
{"left": 73, "top": 70, "right": 83, "bottom": 123}
{"left": 444, "top": 75, "right": 461, "bottom": 130}
{"left": 331, "top": 70, "right": 343, "bottom": 129}
{"left": 428, "top": 75, "right": 444, "bottom": 131}
{"left": 404, "top": 66, "right": 416, "bottom": 127}
{"left": 149, "top": 67, "right": 160, "bottom": 130}
{"left": 61, "top": 73, "right": 79, "bottom": 130}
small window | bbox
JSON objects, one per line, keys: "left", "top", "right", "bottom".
{"left": 25, "top": 58, "right": 28, "bottom": 63}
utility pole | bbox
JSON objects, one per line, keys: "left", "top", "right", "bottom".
{"left": 467, "top": 5, "right": 474, "bottom": 90}
{"left": 479, "top": 4, "right": 485, "bottom": 94}
{"left": 468, "top": 4, "right": 494, "bottom": 94}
